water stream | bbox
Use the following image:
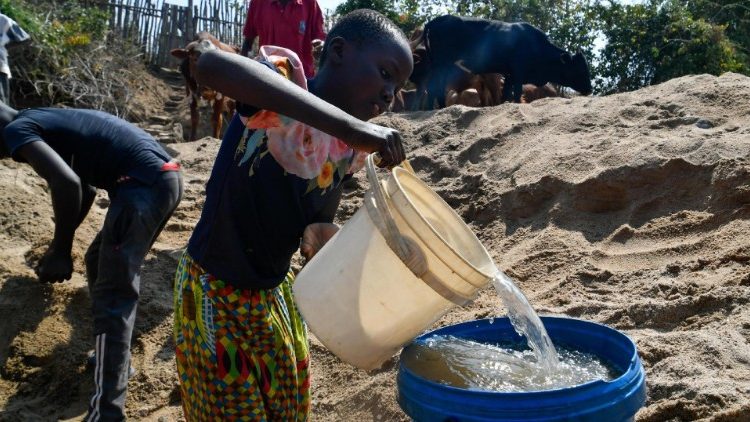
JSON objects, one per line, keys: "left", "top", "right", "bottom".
{"left": 491, "top": 269, "right": 559, "bottom": 371}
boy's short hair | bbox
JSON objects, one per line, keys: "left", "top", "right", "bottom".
{"left": 319, "top": 9, "right": 406, "bottom": 67}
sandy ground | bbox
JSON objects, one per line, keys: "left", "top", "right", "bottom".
{"left": 1, "top": 72, "right": 750, "bottom": 421}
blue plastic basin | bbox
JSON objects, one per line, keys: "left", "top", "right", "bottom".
{"left": 397, "top": 317, "right": 647, "bottom": 421}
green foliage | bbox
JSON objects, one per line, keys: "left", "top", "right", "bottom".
{"left": 1, "top": 0, "right": 108, "bottom": 56}
{"left": 593, "top": 1, "right": 660, "bottom": 92}
{"left": 686, "top": 0, "right": 750, "bottom": 67}
{"left": 0, "top": 0, "right": 110, "bottom": 105}
{"left": 594, "top": 0, "right": 746, "bottom": 94}
{"left": 655, "top": 3, "right": 744, "bottom": 81}
{"left": 334, "top": 0, "right": 446, "bottom": 34}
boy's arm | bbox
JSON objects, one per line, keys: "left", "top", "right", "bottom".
{"left": 240, "top": 38, "right": 253, "bottom": 58}
{"left": 240, "top": 3, "right": 257, "bottom": 57}
{"left": 15, "top": 141, "right": 85, "bottom": 282}
{"left": 195, "top": 49, "right": 404, "bottom": 167}
{"left": 79, "top": 183, "right": 96, "bottom": 226}
{"left": 301, "top": 185, "right": 342, "bottom": 261}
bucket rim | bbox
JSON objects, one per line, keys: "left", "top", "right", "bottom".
{"left": 398, "top": 315, "right": 642, "bottom": 396}
{"left": 390, "top": 167, "right": 495, "bottom": 280}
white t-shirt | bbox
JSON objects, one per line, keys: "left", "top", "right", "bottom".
{"left": 0, "top": 13, "right": 30, "bottom": 77}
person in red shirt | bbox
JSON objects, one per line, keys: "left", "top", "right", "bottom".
{"left": 241, "top": 0, "right": 326, "bottom": 78}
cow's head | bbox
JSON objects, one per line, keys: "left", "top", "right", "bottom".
{"left": 409, "top": 47, "right": 431, "bottom": 85}
{"left": 170, "top": 39, "right": 217, "bottom": 96}
{"left": 560, "top": 49, "right": 592, "bottom": 95}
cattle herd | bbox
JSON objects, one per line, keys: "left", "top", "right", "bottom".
{"left": 171, "top": 15, "right": 593, "bottom": 138}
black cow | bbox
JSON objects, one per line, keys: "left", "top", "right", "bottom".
{"left": 413, "top": 15, "right": 592, "bottom": 107}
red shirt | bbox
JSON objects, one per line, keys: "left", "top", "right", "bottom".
{"left": 243, "top": 0, "right": 326, "bottom": 77}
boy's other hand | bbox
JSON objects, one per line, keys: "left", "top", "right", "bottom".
{"left": 36, "top": 248, "right": 73, "bottom": 283}
{"left": 301, "top": 223, "right": 340, "bottom": 262}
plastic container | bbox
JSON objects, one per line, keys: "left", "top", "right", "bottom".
{"left": 398, "top": 317, "right": 647, "bottom": 422}
{"left": 293, "top": 155, "right": 495, "bottom": 370}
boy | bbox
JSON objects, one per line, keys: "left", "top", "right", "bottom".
{"left": 174, "top": 9, "right": 411, "bottom": 419}
{"left": 0, "top": 101, "right": 183, "bottom": 421}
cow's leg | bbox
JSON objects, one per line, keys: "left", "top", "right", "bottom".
{"left": 416, "top": 84, "right": 429, "bottom": 110}
{"left": 424, "top": 75, "right": 438, "bottom": 110}
{"left": 428, "top": 68, "right": 448, "bottom": 109}
{"left": 513, "top": 82, "right": 523, "bottom": 103}
{"left": 190, "top": 95, "right": 199, "bottom": 142}
{"left": 226, "top": 99, "right": 236, "bottom": 118}
{"left": 501, "top": 76, "right": 513, "bottom": 103}
{"left": 491, "top": 76, "right": 504, "bottom": 105}
{"left": 436, "top": 85, "right": 448, "bottom": 109}
{"left": 211, "top": 97, "right": 224, "bottom": 138}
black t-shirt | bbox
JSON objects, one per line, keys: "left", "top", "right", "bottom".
{"left": 3, "top": 108, "right": 171, "bottom": 191}
{"left": 186, "top": 58, "right": 367, "bottom": 290}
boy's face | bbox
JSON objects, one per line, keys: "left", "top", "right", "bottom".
{"left": 333, "top": 37, "right": 413, "bottom": 121}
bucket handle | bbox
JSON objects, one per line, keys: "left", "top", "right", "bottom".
{"left": 366, "top": 153, "right": 411, "bottom": 261}
{"left": 365, "top": 154, "right": 473, "bottom": 306}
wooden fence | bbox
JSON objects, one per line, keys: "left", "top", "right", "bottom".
{"left": 88, "top": 0, "right": 246, "bottom": 68}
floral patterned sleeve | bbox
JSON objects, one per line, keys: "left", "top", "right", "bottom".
{"left": 235, "top": 46, "right": 368, "bottom": 196}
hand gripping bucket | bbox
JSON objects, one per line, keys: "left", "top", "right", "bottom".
{"left": 293, "top": 155, "right": 495, "bottom": 370}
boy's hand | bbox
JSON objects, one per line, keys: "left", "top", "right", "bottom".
{"left": 348, "top": 121, "right": 405, "bottom": 168}
{"left": 301, "top": 223, "right": 340, "bottom": 262}
{"left": 36, "top": 247, "right": 73, "bottom": 283}
{"left": 376, "top": 129, "right": 406, "bottom": 169}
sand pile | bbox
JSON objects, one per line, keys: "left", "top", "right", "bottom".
{"left": 1, "top": 72, "right": 749, "bottom": 421}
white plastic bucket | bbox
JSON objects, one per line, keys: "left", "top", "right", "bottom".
{"left": 293, "top": 155, "right": 495, "bottom": 370}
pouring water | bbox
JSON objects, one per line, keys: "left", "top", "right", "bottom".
{"left": 491, "top": 269, "right": 559, "bottom": 372}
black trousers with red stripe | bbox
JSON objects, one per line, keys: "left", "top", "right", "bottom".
{"left": 83, "top": 170, "right": 182, "bottom": 421}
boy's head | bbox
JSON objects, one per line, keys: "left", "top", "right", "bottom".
{"left": 316, "top": 9, "right": 413, "bottom": 121}
{"left": 0, "top": 100, "right": 19, "bottom": 158}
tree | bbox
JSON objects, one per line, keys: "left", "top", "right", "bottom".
{"left": 334, "top": 0, "right": 400, "bottom": 24}
{"left": 594, "top": 0, "right": 745, "bottom": 94}
{"left": 333, "top": 0, "right": 446, "bottom": 34}
{"left": 687, "top": 0, "right": 750, "bottom": 69}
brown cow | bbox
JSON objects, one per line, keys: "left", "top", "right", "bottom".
{"left": 451, "top": 72, "right": 504, "bottom": 107}
{"left": 170, "top": 32, "right": 239, "bottom": 141}
{"left": 445, "top": 88, "right": 481, "bottom": 107}
{"left": 390, "top": 89, "right": 425, "bottom": 112}
{"left": 521, "top": 83, "right": 558, "bottom": 103}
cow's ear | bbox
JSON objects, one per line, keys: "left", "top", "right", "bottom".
{"left": 560, "top": 52, "right": 572, "bottom": 64}
{"left": 171, "top": 48, "right": 189, "bottom": 59}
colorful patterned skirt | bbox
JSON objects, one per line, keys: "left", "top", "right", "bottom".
{"left": 173, "top": 252, "right": 310, "bottom": 421}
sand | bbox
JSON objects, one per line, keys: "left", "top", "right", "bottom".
{"left": 1, "top": 72, "right": 749, "bottom": 421}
